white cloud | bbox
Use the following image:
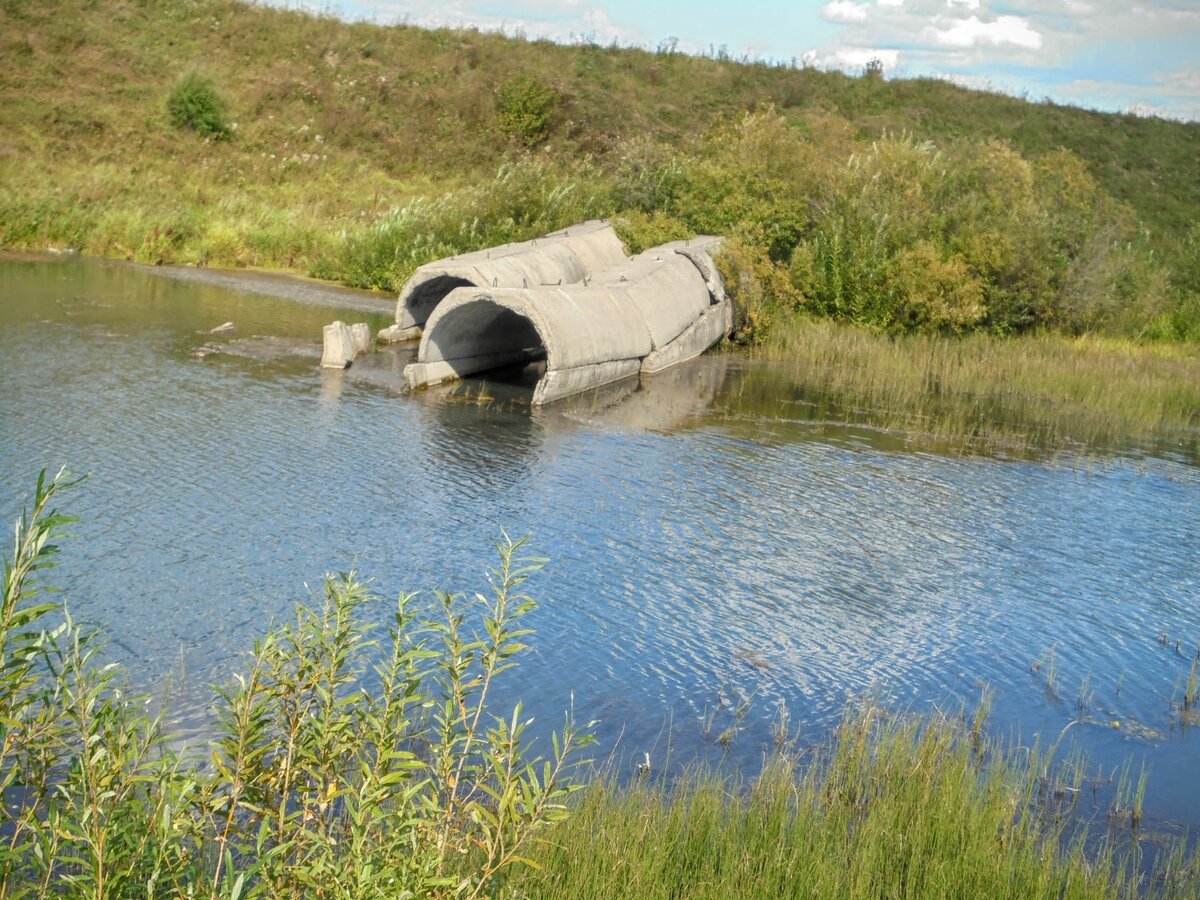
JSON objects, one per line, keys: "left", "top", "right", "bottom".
{"left": 1052, "top": 68, "right": 1200, "bottom": 120}
{"left": 806, "top": 46, "right": 901, "bottom": 70}
{"left": 1156, "top": 65, "right": 1200, "bottom": 95}
{"left": 314, "top": 0, "right": 642, "bottom": 46}
{"left": 876, "top": 0, "right": 905, "bottom": 6}
{"left": 821, "top": 1, "right": 870, "bottom": 23}
{"left": 927, "top": 14, "right": 1042, "bottom": 49}
{"left": 947, "top": 0, "right": 980, "bottom": 9}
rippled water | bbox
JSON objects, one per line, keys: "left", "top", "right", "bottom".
{"left": 2, "top": 256, "right": 1198, "bottom": 834}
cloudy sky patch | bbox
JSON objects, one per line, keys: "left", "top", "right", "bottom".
{"left": 926, "top": 15, "right": 1042, "bottom": 50}
{"left": 272, "top": 0, "right": 1200, "bottom": 120}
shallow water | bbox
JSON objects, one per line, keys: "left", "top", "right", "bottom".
{"left": 2, "top": 256, "right": 1198, "bottom": 836}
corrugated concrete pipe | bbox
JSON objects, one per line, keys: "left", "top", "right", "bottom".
{"left": 403, "top": 237, "right": 732, "bottom": 405}
{"left": 384, "top": 219, "right": 629, "bottom": 342}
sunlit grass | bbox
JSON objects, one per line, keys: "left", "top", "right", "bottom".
{"left": 1, "top": 0, "right": 1196, "bottom": 341}
{"left": 739, "top": 314, "right": 1200, "bottom": 457}
{"left": 514, "top": 704, "right": 1200, "bottom": 898}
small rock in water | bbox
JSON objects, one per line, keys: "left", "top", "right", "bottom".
{"left": 190, "top": 343, "right": 221, "bottom": 360}
{"left": 377, "top": 323, "right": 408, "bottom": 344}
{"left": 210, "top": 321, "right": 236, "bottom": 335}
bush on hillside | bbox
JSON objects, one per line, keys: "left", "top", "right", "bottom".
{"left": 167, "top": 72, "right": 230, "bottom": 139}
{"left": 317, "top": 104, "right": 1177, "bottom": 344}
{"left": 496, "top": 75, "right": 558, "bottom": 147}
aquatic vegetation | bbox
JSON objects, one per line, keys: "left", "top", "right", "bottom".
{"left": 1110, "top": 762, "right": 1149, "bottom": 831}
{"left": 741, "top": 315, "right": 1200, "bottom": 458}
{"left": 513, "top": 704, "right": 1200, "bottom": 898}
{"left": 1186, "top": 659, "right": 1199, "bottom": 711}
{"left": 1078, "top": 672, "right": 1095, "bottom": 714}
{"left": 1174, "top": 658, "right": 1200, "bottom": 727}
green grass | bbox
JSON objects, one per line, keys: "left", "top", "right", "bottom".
{"left": 727, "top": 314, "right": 1200, "bottom": 458}
{"left": 516, "top": 705, "right": 1200, "bottom": 898}
{"left": 0, "top": 0, "right": 1196, "bottom": 342}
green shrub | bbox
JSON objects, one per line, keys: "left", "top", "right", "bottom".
{"left": 167, "top": 72, "right": 230, "bottom": 139}
{"left": 611, "top": 209, "right": 691, "bottom": 255}
{"left": 716, "top": 238, "right": 800, "bottom": 344}
{"left": 313, "top": 159, "right": 609, "bottom": 291}
{"left": 0, "top": 471, "right": 595, "bottom": 897}
{"left": 496, "top": 75, "right": 557, "bottom": 147}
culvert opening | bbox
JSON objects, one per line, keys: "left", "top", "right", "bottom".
{"left": 424, "top": 299, "right": 548, "bottom": 384}
{"left": 405, "top": 275, "right": 475, "bottom": 326}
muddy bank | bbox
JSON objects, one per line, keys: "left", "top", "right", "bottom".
{"left": 142, "top": 264, "right": 394, "bottom": 314}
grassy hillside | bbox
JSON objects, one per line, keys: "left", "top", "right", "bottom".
{"left": 1, "top": 0, "right": 1197, "bottom": 339}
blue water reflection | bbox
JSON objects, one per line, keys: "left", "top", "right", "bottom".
{"left": 1, "top": 256, "right": 1197, "bottom": 836}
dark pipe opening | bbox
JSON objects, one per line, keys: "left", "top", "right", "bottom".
{"left": 406, "top": 275, "right": 474, "bottom": 325}
{"left": 426, "top": 300, "right": 548, "bottom": 380}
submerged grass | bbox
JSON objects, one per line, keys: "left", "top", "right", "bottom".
{"left": 739, "top": 314, "right": 1200, "bottom": 457}
{"left": 516, "top": 706, "right": 1200, "bottom": 898}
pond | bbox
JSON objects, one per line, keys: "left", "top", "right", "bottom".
{"left": 1, "top": 255, "right": 1198, "bottom": 840}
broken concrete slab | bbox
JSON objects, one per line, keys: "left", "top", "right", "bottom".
{"left": 377, "top": 323, "right": 409, "bottom": 344}
{"left": 350, "top": 322, "right": 372, "bottom": 355}
{"left": 322, "top": 320, "right": 373, "bottom": 368}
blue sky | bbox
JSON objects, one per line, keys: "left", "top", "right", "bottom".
{"left": 276, "top": 0, "right": 1200, "bottom": 120}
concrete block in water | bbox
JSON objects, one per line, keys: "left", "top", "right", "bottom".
{"left": 322, "top": 321, "right": 373, "bottom": 368}
{"left": 350, "top": 322, "right": 372, "bottom": 355}
{"left": 321, "top": 321, "right": 358, "bottom": 369}
{"left": 377, "top": 323, "right": 416, "bottom": 344}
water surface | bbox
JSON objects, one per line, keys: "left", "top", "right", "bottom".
{"left": 2, "top": 256, "right": 1197, "bottom": 837}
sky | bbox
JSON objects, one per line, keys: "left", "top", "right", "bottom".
{"left": 275, "top": 0, "right": 1200, "bottom": 121}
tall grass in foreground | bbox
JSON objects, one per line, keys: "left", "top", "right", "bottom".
{"left": 738, "top": 314, "right": 1200, "bottom": 457}
{"left": 3, "top": 471, "right": 1199, "bottom": 896}
{"left": 516, "top": 706, "right": 1200, "bottom": 899}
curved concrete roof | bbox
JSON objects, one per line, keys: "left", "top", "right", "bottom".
{"left": 392, "top": 219, "right": 628, "bottom": 339}
{"left": 404, "top": 237, "right": 731, "bottom": 404}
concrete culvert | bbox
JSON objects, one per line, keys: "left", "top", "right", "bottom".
{"left": 403, "top": 235, "right": 731, "bottom": 405}
{"left": 405, "top": 295, "right": 550, "bottom": 391}
{"left": 425, "top": 299, "right": 546, "bottom": 368}
{"left": 390, "top": 220, "right": 628, "bottom": 341}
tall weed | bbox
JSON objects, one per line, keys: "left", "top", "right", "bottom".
{"left": 0, "top": 471, "right": 594, "bottom": 897}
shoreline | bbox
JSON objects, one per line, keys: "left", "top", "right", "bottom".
{"left": 0, "top": 250, "right": 396, "bottom": 316}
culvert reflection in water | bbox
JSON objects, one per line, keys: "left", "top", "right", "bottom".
{"left": 1, "top": 256, "right": 1198, "bottom": 838}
